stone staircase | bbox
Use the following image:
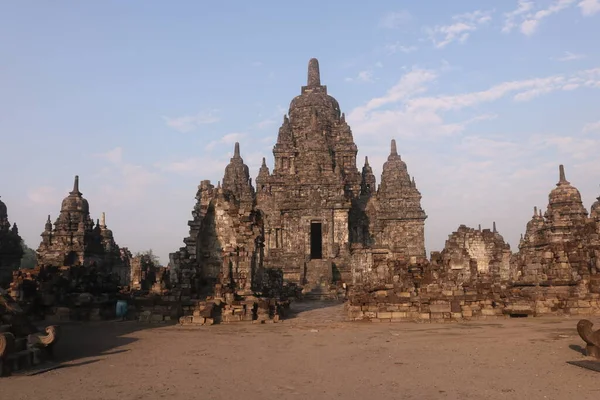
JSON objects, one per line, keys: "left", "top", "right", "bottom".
{"left": 301, "top": 282, "right": 342, "bottom": 301}
{"left": 301, "top": 259, "right": 344, "bottom": 301}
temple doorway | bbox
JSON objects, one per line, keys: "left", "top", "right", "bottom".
{"left": 64, "top": 251, "right": 78, "bottom": 266}
{"left": 310, "top": 222, "right": 322, "bottom": 259}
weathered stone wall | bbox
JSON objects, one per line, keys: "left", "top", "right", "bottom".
{"left": 346, "top": 284, "right": 600, "bottom": 322}
{"left": 347, "top": 165, "right": 600, "bottom": 321}
{"left": 0, "top": 198, "right": 23, "bottom": 287}
{"left": 433, "top": 225, "right": 514, "bottom": 284}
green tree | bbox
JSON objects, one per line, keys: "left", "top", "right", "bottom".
{"left": 135, "top": 249, "right": 161, "bottom": 267}
{"left": 20, "top": 240, "right": 37, "bottom": 270}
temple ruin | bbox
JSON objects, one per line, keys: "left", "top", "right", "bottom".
{"left": 167, "top": 58, "right": 600, "bottom": 322}
{"left": 347, "top": 165, "right": 600, "bottom": 321}
{"left": 36, "top": 175, "right": 130, "bottom": 279}
{"left": 0, "top": 57, "right": 599, "bottom": 330}
{"left": 0, "top": 198, "right": 23, "bottom": 288}
{"left": 170, "top": 58, "right": 427, "bottom": 299}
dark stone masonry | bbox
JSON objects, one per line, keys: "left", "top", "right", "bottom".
{"left": 0, "top": 198, "right": 23, "bottom": 288}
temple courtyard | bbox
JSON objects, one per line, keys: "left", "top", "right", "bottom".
{"left": 1, "top": 302, "right": 599, "bottom": 400}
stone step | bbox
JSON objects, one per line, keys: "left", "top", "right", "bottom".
{"left": 302, "top": 288, "right": 340, "bottom": 301}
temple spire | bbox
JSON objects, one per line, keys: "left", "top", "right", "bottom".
{"left": 534, "top": 206, "right": 538, "bottom": 217}
{"left": 390, "top": 139, "right": 398, "bottom": 156}
{"left": 493, "top": 221, "right": 497, "bottom": 233}
{"left": 364, "top": 156, "right": 369, "bottom": 167}
{"left": 234, "top": 142, "right": 240, "bottom": 158}
{"left": 307, "top": 58, "right": 321, "bottom": 86}
{"left": 71, "top": 175, "right": 80, "bottom": 194}
{"left": 100, "top": 212, "right": 106, "bottom": 228}
{"left": 558, "top": 164, "right": 568, "bottom": 183}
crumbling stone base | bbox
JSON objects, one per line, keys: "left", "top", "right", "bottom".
{"left": 177, "top": 296, "right": 289, "bottom": 325}
{"left": 346, "top": 285, "right": 600, "bottom": 323}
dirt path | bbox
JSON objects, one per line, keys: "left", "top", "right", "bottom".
{"left": 2, "top": 305, "right": 599, "bottom": 400}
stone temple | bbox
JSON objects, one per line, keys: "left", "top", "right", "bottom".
{"left": 171, "top": 58, "right": 427, "bottom": 296}
{"left": 36, "top": 176, "right": 130, "bottom": 285}
{"left": 0, "top": 197, "right": 23, "bottom": 287}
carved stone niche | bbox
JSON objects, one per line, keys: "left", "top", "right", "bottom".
{"left": 577, "top": 319, "right": 600, "bottom": 359}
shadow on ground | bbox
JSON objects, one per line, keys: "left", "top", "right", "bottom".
{"left": 569, "top": 344, "right": 586, "bottom": 356}
{"left": 48, "top": 320, "right": 173, "bottom": 365}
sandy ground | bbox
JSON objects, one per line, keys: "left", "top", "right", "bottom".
{"left": 2, "top": 301, "right": 600, "bottom": 400}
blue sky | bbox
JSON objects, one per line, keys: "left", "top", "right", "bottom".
{"left": 1, "top": 0, "right": 599, "bottom": 263}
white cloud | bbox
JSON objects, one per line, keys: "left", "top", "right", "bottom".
{"left": 27, "top": 186, "right": 60, "bottom": 206}
{"left": 384, "top": 43, "right": 418, "bottom": 55}
{"left": 96, "top": 146, "right": 123, "bottom": 164}
{"left": 379, "top": 11, "right": 413, "bottom": 29}
{"left": 535, "top": 134, "right": 600, "bottom": 160}
{"left": 346, "top": 70, "right": 375, "bottom": 83}
{"left": 93, "top": 147, "right": 162, "bottom": 206}
{"left": 579, "top": 0, "right": 600, "bottom": 15}
{"left": 155, "top": 145, "right": 267, "bottom": 179}
{"left": 162, "top": 109, "right": 220, "bottom": 133}
{"left": 156, "top": 157, "right": 228, "bottom": 177}
{"left": 519, "top": 0, "right": 577, "bottom": 36}
{"left": 347, "top": 65, "right": 600, "bottom": 161}
{"left": 405, "top": 68, "right": 600, "bottom": 112}
{"left": 502, "top": 0, "right": 534, "bottom": 33}
{"left": 251, "top": 61, "right": 263, "bottom": 67}
{"left": 583, "top": 120, "right": 600, "bottom": 133}
{"left": 556, "top": 51, "right": 586, "bottom": 61}
{"left": 206, "top": 132, "right": 247, "bottom": 151}
{"left": 426, "top": 10, "right": 493, "bottom": 48}
{"left": 256, "top": 119, "right": 277, "bottom": 129}
{"left": 356, "top": 68, "right": 438, "bottom": 113}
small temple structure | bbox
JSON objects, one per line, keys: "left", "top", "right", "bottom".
{"left": 0, "top": 197, "right": 24, "bottom": 287}
{"left": 36, "top": 176, "right": 129, "bottom": 279}
{"left": 513, "top": 165, "right": 599, "bottom": 284}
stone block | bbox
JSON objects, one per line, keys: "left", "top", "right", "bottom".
{"left": 481, "top": 309, "right": 498, "bottom": 316}
{"left": 430, "top": 304, "right": 451, "bottom": 313}
{"left": 150, "top": 314, "right": 164, "bottom": 323}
